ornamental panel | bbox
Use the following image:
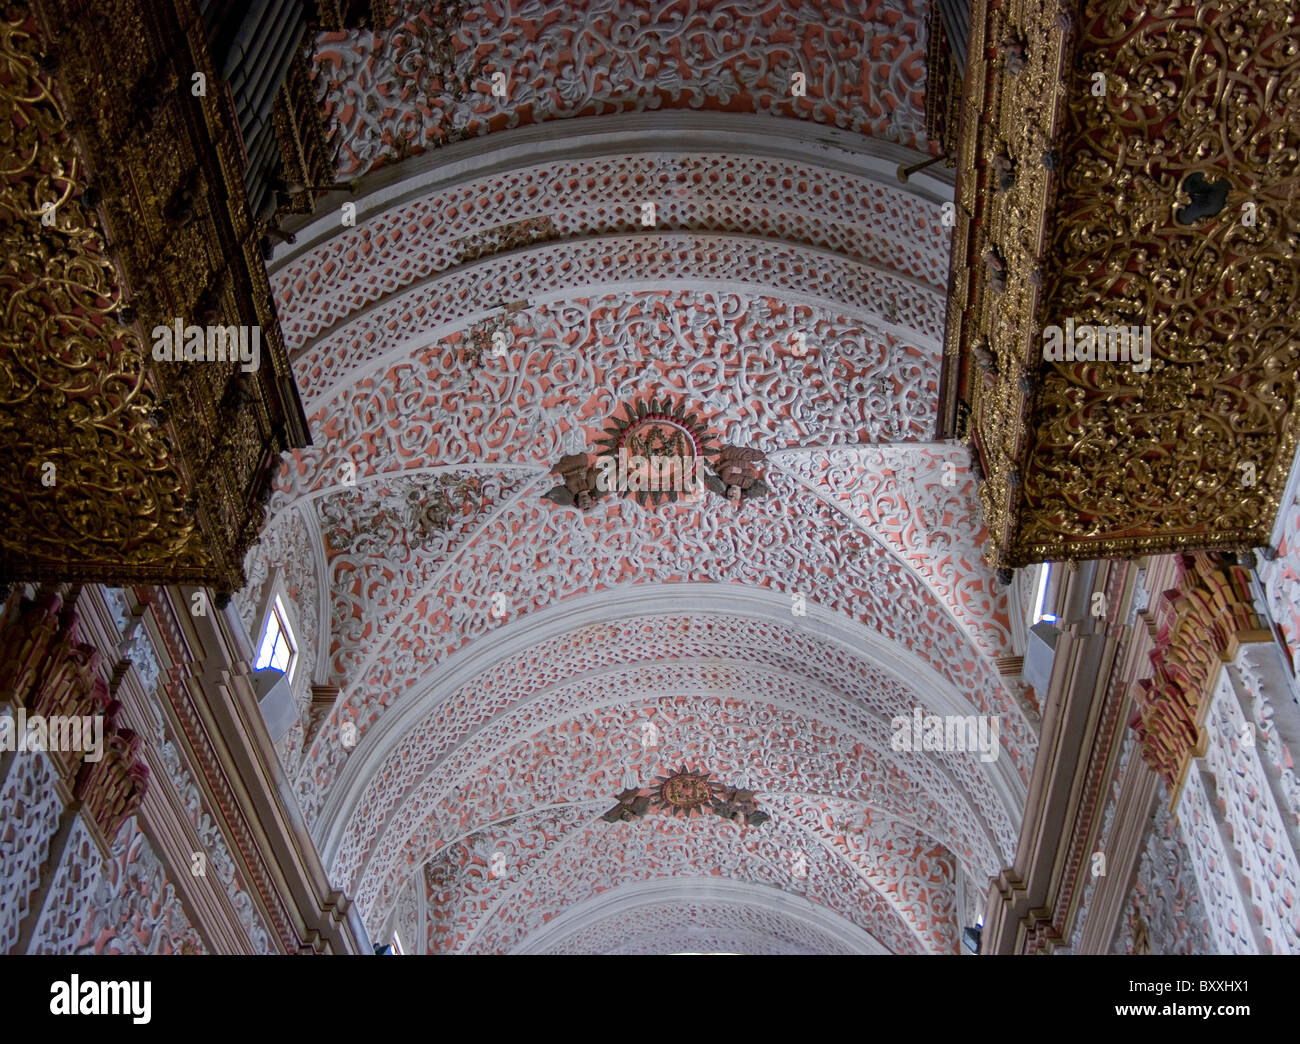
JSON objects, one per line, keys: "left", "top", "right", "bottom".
{"left": 295, "top": 469, "right": 1031, "bottom": 826}
{"left": 1, "top": 0, "right": 309, "bottom": 589}
{"left": 347, "top": 682, "right": 1013, "bottom": 928}
{"left": 944, "top": 0, "right": 1300, "bottom": 565}
{"left": 272, "top": 152, "right": 951, "bottom": 365}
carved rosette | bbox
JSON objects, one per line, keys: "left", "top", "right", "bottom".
{"left": 593, "top": 398, "right": 716, "bottom": 507}
{"left": 652, "top": 767, "right": 722, "bottom": 818}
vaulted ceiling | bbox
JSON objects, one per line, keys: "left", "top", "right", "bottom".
{"left": 238, "top": 0, "right": 1036, "bottom": 954}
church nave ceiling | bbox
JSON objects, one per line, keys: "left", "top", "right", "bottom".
{"left": 240, "top": 0, "right": 1028, "bottom": 954}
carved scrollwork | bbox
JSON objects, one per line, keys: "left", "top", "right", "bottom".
{"left": 314, "top": 0, "right": 931, "bottom": 177}
{"left": 951, "top": 0, "right": 1300, "bottom": 565}
{"left": 0, "top": 9, "right": 201, "bottom": 579}
{"left": 2, "top": 0, "right": 311, "bottom": 587}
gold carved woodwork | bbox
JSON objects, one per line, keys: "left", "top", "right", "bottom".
{"left": 922, "top": 2, "right": 962, "bottom": 160}
{"left": 271, "top": 49, "right": 337, "bottom": 217}
{"left": 0, "top": 0, "right": 309, "bottom": 590}
{"left": 0, "top": 7, "right": 200, "bottom": 579}
{"left": 945, "top": 0, "right": 1300, "bottom": 566}
{"left": 312, "top": 0, "right": 392, "bottom": 32}
{"left": 1129, "top": 552, "right": 1271, "bottom": 807}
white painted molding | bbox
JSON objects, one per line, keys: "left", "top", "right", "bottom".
{"left": 272, "top": 111, "right": 953, "bottom": 266}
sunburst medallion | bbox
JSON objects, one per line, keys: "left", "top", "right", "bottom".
{"left": 651, "top": 766, "right": 722, "bottom": 817}
{"left": 594, "top": 398, "right": 716, "bottom": 506}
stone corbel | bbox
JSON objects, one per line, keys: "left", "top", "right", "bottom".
{"left": 73, "top": 710, "right": 148, "bottom": 859}
{"left": 0, "top": 591, "right": 65, "bottom": 708}
{"left": 1130, "top": 552, "right": 1273, "bottom": 808}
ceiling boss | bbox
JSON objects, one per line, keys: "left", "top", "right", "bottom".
{"left": 543, "top": 398, "right": 771, "bottom": 511}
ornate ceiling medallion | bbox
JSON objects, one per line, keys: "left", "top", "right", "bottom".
{"left": 600, "top": 768, "right": 770, "bottom": 827}
{"left": 593, "top": 399, "right": 716, "bottom": 507}
{"left": 654, "top": 767, "right": 721, "bottom": 817}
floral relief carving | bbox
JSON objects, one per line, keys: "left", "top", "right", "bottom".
{"left": 318, "top": 467, "right": 534, "bottom": 684}
{"left": 68, "top": 816, "right": 204, "bottom": 956}
{"left": 244, "top": 1, "right": 1033, "bottom": 956}
{"left": 282, "top": 237, "right": 945, "bottom": 412}
{"left": 312, "top": 0, "right": 931, "bottom": 178}
{"left": 777, "top": 445, "right": 1012, "bottom": 658}
{"left": 424, "top": 798, "right": 943, "bottom": 955}
{"left": 1199, "top": 671, "right": 1300, "bottom": 953}
{"left": 297, "top": 470, "right": 1031, "bottom": 836}
{"left": 1174, "top": 769, "right": 1256, "bottom": 955}
{"left": 1118, "top": 799, "right": 1215, "bottom": 955}
{"left": 276, "top": 292, "right": 938, "bottom": 513}
{"left": 272, "top": 152, "right": 949, "bottom": 369}
{"left": 26, "top": 816, "right": 102, "bottom": 953}
{"left": 327, "top": 609, "right": 1021, "bottom": 901}
{"left": 1258, "top": 488, "right": 1300, "bottom": 677}
{"left": 0, "top": 750, "right": 62, "bottom": 953}
{"left": 342, "top": 686, "right": 1008, "bottom": 939}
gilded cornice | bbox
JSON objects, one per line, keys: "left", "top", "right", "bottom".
{"left": 945, "top": 0, "right": 1300, "bottom": 567}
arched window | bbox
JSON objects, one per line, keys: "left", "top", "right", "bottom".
{"left": 255, "top": 594, "right": 297, "bottom": 682}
